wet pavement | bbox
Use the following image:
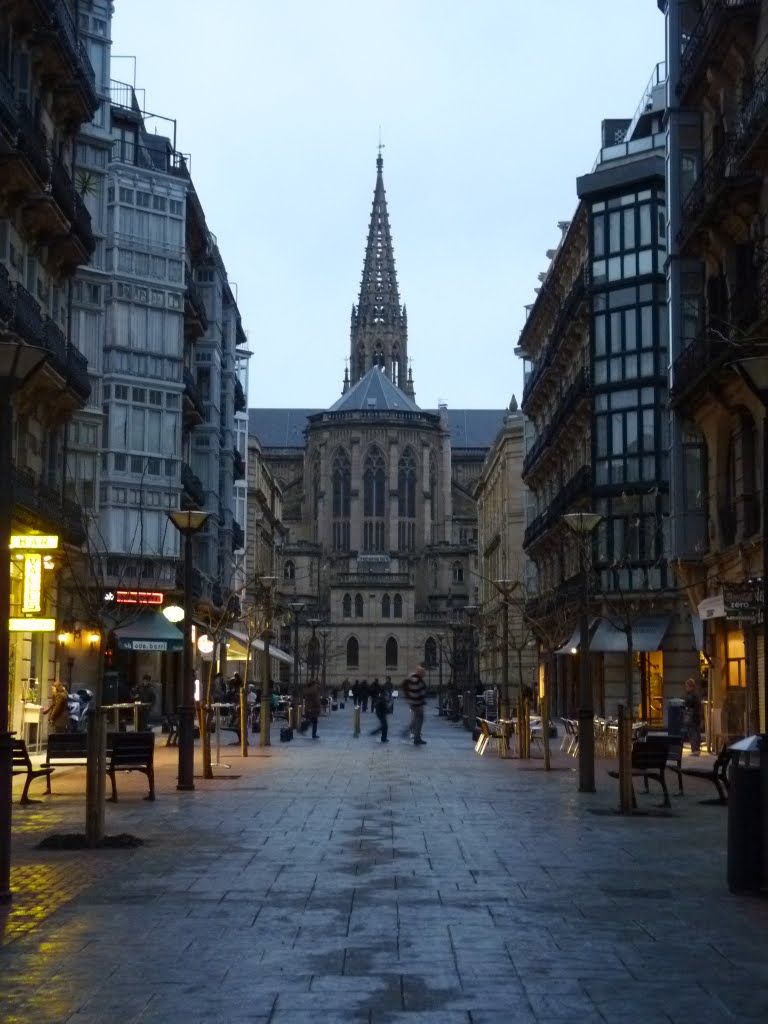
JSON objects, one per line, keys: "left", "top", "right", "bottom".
{"left": 3, "top": 702, "right": 768, "bottom": 1023}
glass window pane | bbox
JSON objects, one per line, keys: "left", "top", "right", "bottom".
{"left": 594, "top": 314, "right": 606, "bottom": 355}
{"left": 626, "top": 456, "right": 640, "bottom": 481}
{"left": 624, "top": 310, "right": 637, "bottom": 350}
{"left": 610, "top": 312, "right": 622, "bottom": 351}
{"left": 623, "top": 254, "right": 636, "bottom": 278}
{"left": 642, "top": 455, "right": 655, "bottom": 478}
{"left": 596, "top": 416, "right": 608, "bottom": 456}
{"left": 608, "top": 257, "right": 622, "bottom": 281}
{"left": 640, "top": 305, "right": 653, "bottom": 346}
{"left": 612, "top": 413, "right": 624, "bottom": 452}
{"left": 609, "top": 211, "right": 621, "bottom": 253}
{"left": 594, "top": 359, "right": 608, "bottom": 384}
{"left": 593, "top": 216, "right": 605, "bottom": 258}
{"left": 626, "top": 410, "right": 639, "bottom": 450}
{"left": 640, "top": 351, "right": 655, "bottom": 376}
{"left": 638, "top": 249, "right": 653, "bottom": 274}
{"left": 596, "top": 460, "right": 609, "bottom": 485}
{"left": 623, "top": 207, "right": 636, "bottom": 249}
{"left": 639, "top": 204, "right": 652, "bottom": 246}
{"left": 610, "top": 357, "right": 623, "bottom": 381}
{"left": 592, "top": 260, "right": 606, "bottom": 285}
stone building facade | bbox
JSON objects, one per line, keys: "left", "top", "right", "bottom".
{"left": 249, "top": 155, "right": 506, "bottom": 695}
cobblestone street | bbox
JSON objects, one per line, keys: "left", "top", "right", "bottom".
{"left": 3, "top": 703, "right": 768, "bottom": 1024}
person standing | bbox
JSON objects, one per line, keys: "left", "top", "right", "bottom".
{"left": 303, "top": 679, "right": 321, "bottom": 739}
{"left": 402, "top": 665, "right": 427, "bottom": 746}
{"left": 44, "top": 681, "right": 71, "bottom": 734}
{"left": 361, "top": 679, "right": 370, "bottom": 713}
{"left": 371, "top": 685, "right": 390, "bottom": 742}
{"left": 683, "top": 677, "right": 702, "bottom": 755}
{"left": 132, "top": 673, "right": 156, "bottom": 731}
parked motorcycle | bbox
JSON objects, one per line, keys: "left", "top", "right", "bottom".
{"left": 67, "top": 688, "right": 94, "bottom": 732}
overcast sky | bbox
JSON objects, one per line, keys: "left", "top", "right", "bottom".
{"left": 111, "top": 1, "right": 664, "bottom": 412}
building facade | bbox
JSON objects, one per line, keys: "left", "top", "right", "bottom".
{"left": 519, "top": 65, "right": 699, "bottom": 722}
{"left": 249, "top": 155, "right": 507, "bottom": 696}
{"left": 661, "top": 0, "right": 768, "bottom": 740}
{"left": 0, "top": 0, "right": 98, "bottom": 737}
{"left": 1, "top": 2, "right": 250, "bottom": 723}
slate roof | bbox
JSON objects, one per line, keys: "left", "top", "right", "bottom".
{"left": 328, "top": 366, "right": 420, "bottom": 414}
{"left": 249, "top": 404, "right": 507, "bottom": 452}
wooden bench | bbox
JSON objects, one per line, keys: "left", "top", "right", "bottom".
{"left": 642, "top": 734, "right": 684, "bottom": 797}
{"left": 107, "top": 732, "right": 155, "bottom": 802}
{"left": 680, "top": 743, "right": 734, "bottom": 804}
{"left": 608, "top": 738, "right": 671, "bottom": 808}
{"left": 12, "top": 739, "right": 54, "bottom": 804}
{"left": 44, "top": 733, "right": 89, "bottom": 792}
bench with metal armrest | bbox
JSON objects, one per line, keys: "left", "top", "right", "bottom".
{"left": 608, "top": 737, "right": 671, "bottom": 808}
{"left": 12, "top": 739, "right": 54, "bottom": 804}
{"left": 679, "top": 742, "right": 734, "bottom": 804}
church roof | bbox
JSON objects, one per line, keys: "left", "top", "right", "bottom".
{"left": 328, "top": 366, "right": 420, "bottom": 414}
{"left": 248, "top": 405, "right": 507, "bottom": 451}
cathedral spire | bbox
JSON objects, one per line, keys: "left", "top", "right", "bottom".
{"left": 350, "top": 152, "right": 409, "bottom": 391}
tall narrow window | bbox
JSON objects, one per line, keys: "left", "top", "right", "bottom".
{"left": 332, "top": 448, "right": 351, "bottom": 552}
{"left": 354, "top": 594, "right": 364, "bottom": 618}
{"left": 385, "top": 636, "right": 398, "bottom": 668}
{"left": 363, "top": 445, "right": 386, "bottom": 552}
{"left": 283, "top": 559, "right": 295, "bottom": 580}
{"left": 342, "top": 593, "right": 352, "bottom": 618}
{"left": 391, "top": 344, "right": 401, "bottom": 386}
{"left": 393, "top": 594, "right": 403, "bottom": 618}
{"left": 424, "top": 637, "right": 437, "bottom": 670}
{"left": 382, "top": 594, "right": 391, "bottom": 618}
{"left": 346, "top": 636, "right": 359, "bottom": 668}
{"left": 398, "top": 447, "right": 417, "bottom": 551}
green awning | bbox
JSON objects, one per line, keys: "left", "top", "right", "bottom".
{"left": 113, "top": 613, "right": 183, "bottom": 652}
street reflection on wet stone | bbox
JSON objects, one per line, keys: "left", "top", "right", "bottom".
{"left": 4, "top": 704, "right": 768, "bottom": 1023}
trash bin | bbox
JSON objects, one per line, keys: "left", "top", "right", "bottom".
{"left": 727, "top": 736, "right": 763, "bottom": 894}
{"left": 666, "top": 698, "right": 685, "bottom": 736}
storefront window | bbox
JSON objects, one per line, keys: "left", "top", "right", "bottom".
{"left": 726, "top": 628, "right": 746, "bottom": 688}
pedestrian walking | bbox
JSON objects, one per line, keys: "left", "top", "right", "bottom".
{"left": 683, "top": 677, "right": 702, "bottom": 755}
{"left": 44, "top": 681, "right": 71, "bottom": 734}
{"left": 370, "top": 685, "right": 390, "bottom": 742}
{"left": 303, "top": 679, "right": 321, "bottom": 739}
{"left": 351, "top": 679, "right": 360, "bottom": 707}
{"left": 402, "top": 665, "right": 427, "bottom": 746}
{"left": 361, "top": 679, "right": 370, "bottom": 712}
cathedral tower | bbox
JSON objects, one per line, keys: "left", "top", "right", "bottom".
{"left": 348, "top": 153, "right": 413, "bottom": 397}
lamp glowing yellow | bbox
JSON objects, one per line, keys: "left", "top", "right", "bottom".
{"left": 197, "top": 634, "right": 214, "bottom": 655}
{"left": 162, "top": 604, "right": 184, "bottom": 624}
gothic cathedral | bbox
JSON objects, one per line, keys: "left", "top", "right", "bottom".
{"left": 249, "top": 155, "right": 507, "bottom": 690}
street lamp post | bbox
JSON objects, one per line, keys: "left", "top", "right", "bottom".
{"left": 167, "top": 509, "right": 211, "bottom": 791}
{"left": 436, "top": 632, "right": 445, "bottom": 715}
{"left": 319, "top": 629, "right": 329, "bottom": 699}
{"left": 732, "top": 355, "right": 768, "bottom": 734}
{"left": 307, "top": 617, "right": 321, "bottom": 682}
{"left": 563, "top": 511, "right": 603, "bottom": 794}
{"left": 289, "top": 602, "right": 305, "bottom": 728}
{"left": 257, "top": 577, "right": 277, "bottom": 750}
{"left": 0, "top": 339, "right": 50, "bottom": 904}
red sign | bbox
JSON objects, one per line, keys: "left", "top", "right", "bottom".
{"left": 114, "top": 590, "right": 164, "bottom": 605}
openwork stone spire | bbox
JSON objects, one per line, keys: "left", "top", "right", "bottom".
{"left": 349, "top": 153, "right": 412, "bottom": 397}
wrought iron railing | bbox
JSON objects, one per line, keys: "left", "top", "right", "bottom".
{"left": 181, "top": 462, "right": 205, "bottom": 507}
{"left": 677, "top": 0, "right": 760, "bottom": 99}
{"left": 12, "top": 466, "right": 85, "bottom": 546}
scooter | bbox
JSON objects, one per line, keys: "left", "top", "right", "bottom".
{"left": 67, "top": 688, "right": 94, "bottom": 732}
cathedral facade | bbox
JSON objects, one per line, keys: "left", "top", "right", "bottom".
{"left": 249, "top": 156, "right": 507, "bottom": 692}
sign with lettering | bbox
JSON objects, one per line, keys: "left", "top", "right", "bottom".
{"left": 126, "top": 640, "right": 167, "bottom": 652}
{"left": 10, "top": 535, "right": 58, "bottom": 550}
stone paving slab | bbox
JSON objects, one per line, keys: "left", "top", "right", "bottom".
{"left": 3, "top": 705, "right": 768, "bottom": 1022}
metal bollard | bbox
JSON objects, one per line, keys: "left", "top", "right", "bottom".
{"left": 353, "top": 704, "right": 361, "bottom": 737}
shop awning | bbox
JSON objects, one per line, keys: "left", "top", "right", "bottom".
{"left": 226, "top": 630, "right": 293, "bottom": 664}
{"left": 113, "top": 612, "right": 184, "bottom": 652}
{"left": 555, "top": 619, "right": 598, "bottom": 655}
{"left": 590, "top": 614, "right": 671, "bottom": 653}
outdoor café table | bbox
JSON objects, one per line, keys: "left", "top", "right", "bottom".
{"left": 499, "top": 716, "right": 543, "bottom": 757}
{"left": 102, "top": 702, "right": 148, "bottom": 732}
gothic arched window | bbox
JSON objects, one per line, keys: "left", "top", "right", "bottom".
{"left": 342, "top": 593, "right": 352, "bottom": 618}
{"left": 398, "top": 447, "right": 417, "bottom": 551}
{"left": 283, "top": 559, "right": 295, "bottom": 580}
{"left": 391, "top": 344, "right": 401, "bottom": 386}
{"left": 424, "top": 637, "right": 437, "bottom": 670}
{"left": 356, "top": 343, "right": 366, "bottom": 379}
{"left": 346, "top": 636, "right": 359, "bottom": 668}
{"left": 332, "top": 448, "right": 351, "bottom": 552}
{"left": 354, "top": 593, "right": 364, "bottom": 618}
{"left": 393, "top": 594, "right": 403, "bottom": 618}
{"left": 385, "top": 636, "right": 398, "bottom": 668}
{"left": 452, "top": 561, "right": 464, "bottom": 584}
{"left": 373, "top": 343, "right": 385, "bottom": 369}
{"left": 382, "top": 594, "right": 391, "bottom": 618}
{"left": 363, "top": 445, "right": 386, "bottom": 552}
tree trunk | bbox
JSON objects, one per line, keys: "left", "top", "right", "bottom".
{"left": 85, "top": 643, "right": 107, "bottom": 847}
{"left": 201, "top": 658, "right": 213, "bottom": 780}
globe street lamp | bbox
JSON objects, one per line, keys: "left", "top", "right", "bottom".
{"left": 0, "top": 338, "right": 50, "bottom": 904}
{"left": 563, "top": 511, "right": 603, "bottom": 794}
{"left": 167, "top": 509, "right": 210, "bottom": 790}
{"left": 256, "top": 577, "right": 278, "bottom": 749}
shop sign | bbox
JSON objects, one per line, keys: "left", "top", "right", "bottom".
{"left": 22, "top": 554, "right": 42, "bottom": 613}
{"left": 127, "top": 640, "right": 167, "bottom": 651}
{"left": 698, "top": 595, "right": 725, "bottom": 620}
{"left": 10, "top": 534, "right": 58, "bottom": 550}
{"left": 104, "top": 590, "right": 164, "bottom": 605}
{"left": 725, "top": 585, "right": 758, "bottom": 623}
{"left": 9, "top": 618, "right": 56, "bottom": 631}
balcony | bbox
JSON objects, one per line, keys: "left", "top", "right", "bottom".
{"left": 232, "top": 520, "right": 245, "bottom": 552}
{"left": 0, "top": 71, "right": 18, "bottom": 143}
{"left": 111, "top": 139, "right": 191, "bottom": 178}
{"left": 669, "top": 328, "right": 730, "bottom": 406}
{"left": 735, "top": 55, "right": 768, "bottom": 167}
{"left": 232, "top": 447, "right": 246, "bottom": 481}
{"left": 523, "top": 465, "right": 592, "bottom": 550}
{"left": 13, "top": 466, "right": 85, "bottom": 546}
{"left": 184, "top": 270, "right": 208, "bottom": 340}
{"left": 678, "top": 134, "right": 760, "bottom": 251}
{"left": 521, "top": 267, "right": 589, "bottom": 411}
{"left": 522, "top": 369, "right": 590, "bottom": 480}
{"left": 234, "top": 378, "right": 247, "bottom": 414}
{"left": 181, "top": 462, "right": 205, "bottom": 509}
{"left": 182, "top": 368, "right": 205, "bottom": 426}
{"left": 30, "top": 0, "right": 99, "bottom": 125}
{"left": 677, "top": 0, "right": 759, "bottom": 103}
